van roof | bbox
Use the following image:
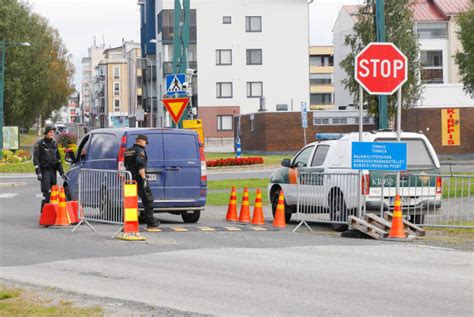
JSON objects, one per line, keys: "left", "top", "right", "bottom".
{"left": 89, "top": 128, "right": 197, "bottom": 136}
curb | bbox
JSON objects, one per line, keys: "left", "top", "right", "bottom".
{"left": 0, "top": 182, "right": 28, "bottom": 187}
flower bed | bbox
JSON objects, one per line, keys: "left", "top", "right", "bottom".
{"left": 207, "top": 157, "right": 264, "bottom": 167}
{"left": 1, "top": 149, "right": 32, "bottom": 163}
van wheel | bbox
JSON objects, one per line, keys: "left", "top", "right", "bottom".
{"left": 409, "top": 214, "right": 425, "bottom": 225}
{"left": 329, "top": 191, "right": 348, "bottom": 232}
{"left": 271, "top": 189, "right": 292, "bottom": 223}
{"left": 182, "top": 210, "right": 201, "bottom": 223}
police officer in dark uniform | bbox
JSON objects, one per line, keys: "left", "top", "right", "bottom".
{"left": 33, "top": 126, "right": 66, "bottom": 212}
{"left": 124, "top": 134, "right": 160, "bottom": 231}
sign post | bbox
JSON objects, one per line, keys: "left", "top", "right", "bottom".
{"left": 301, "top": 102, "right": 308, "bottom": 145}
{"left": 355, "top": 42, "right": 408, "bottom": 216}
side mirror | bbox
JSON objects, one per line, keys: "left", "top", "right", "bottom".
{"left": 281, "top": 158, "right": 291, "bottom": 168}
{"left": 65, "top": 151, "right": 76, "bottom": 164}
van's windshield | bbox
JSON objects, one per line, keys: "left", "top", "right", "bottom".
{"left": 375, "top": 138, "right": 436, "bottom": 169}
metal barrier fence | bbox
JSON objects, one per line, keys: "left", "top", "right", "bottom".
{"left": 72, "top": 169, "right": 132, "bottom": 234}
{"left": 294, "top": 171, "right": 362, "bottom": 231}
{"left": 381, "top": 174, "right": 474, "bottom": 228}
{"left": 294, "top": 171, "right": 474, "bottom": 230}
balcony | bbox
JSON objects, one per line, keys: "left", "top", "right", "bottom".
{"left": 163, "top": 61, "right": 197, "bottom": 76}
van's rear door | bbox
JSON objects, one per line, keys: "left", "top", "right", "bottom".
{"left": 126, "top": 131, "right": 165, "bottom": 200}
{"left": 163, "top": 130, "right": 201, "bottom": 202}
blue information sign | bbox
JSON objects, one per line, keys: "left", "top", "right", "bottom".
{"left": 166, "top": 73, "right": 187, "bottom": 96}
{"left": 352, "top": 142, "right": 407, "bottom": 171}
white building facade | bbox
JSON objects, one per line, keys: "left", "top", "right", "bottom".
{"left": 151, "top": 0, "right": 310, "bottom": 150}
{"left": 333, "top": 0, "right": 473, "bottom": 110}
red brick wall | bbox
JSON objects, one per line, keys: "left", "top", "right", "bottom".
{"left": 402, "top": 107, "right": 474, "bottom": 155}
{"left": 240, "top": 112, "right": 376, "bottom": 152}
{"left": 198, "top": 106, "right": 240, "bottom": 138}
{"left": 239, "top": 108, "right": 474, "bottom": 155}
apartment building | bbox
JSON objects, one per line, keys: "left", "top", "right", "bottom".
{"left": 139, "top": 0, "right": 310, "bottom": 151}
{"left": 95, "top": 42, "right": 141, "bottom": 128}
{"left": 81, "top": 42, "right": 105, "bottom": 126}
{"left": 333, "top": 0, "right": 473, "bottom": 109}
{"left": 309, "top": 46, "right": 335, "bottom": 110}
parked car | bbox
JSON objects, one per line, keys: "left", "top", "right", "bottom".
{"left": 268, "top": 131, "right": 442, "bottom": 230}
{"left": 64, "top": 128, "right": 207, "bottom": 223}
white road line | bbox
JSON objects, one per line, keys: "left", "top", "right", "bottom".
{"left": 0, "top": 193, "right": 19, "bottom": 198}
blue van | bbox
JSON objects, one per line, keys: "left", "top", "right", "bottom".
{"left": 64, "top": 128, "right": 207, "bottom": 223}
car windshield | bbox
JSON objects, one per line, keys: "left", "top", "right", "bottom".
{"left": 375, "top": 138, "right": 436, "bottom": 169}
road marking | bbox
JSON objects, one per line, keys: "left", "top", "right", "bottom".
{"left": 224, "top": 227, "right": 242, "bottom": 231}
{"left": 171, "top": 227, "right": 189, "bottom": 232}
{"left": 198, "top": 227, "right": 216, "bottom": 231}
{"left": 141, "top": 226, "right": 278, "bottom": 233}
{"left": 250, "top": 227, "right": 268, "bottom": 231}
{"left": 0, "top": 193, "right": 18, "bottom": 198}
{"left": 36, "top": 194, "right": 43, "bottom": 198}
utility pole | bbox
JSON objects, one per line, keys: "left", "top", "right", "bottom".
{"left": 376, "top": 0, "right": 388, "bottom": 130}
{"left": 172, "top": 0, "right": 190, "bottom": 127}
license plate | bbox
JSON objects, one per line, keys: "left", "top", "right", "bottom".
{"left": 146, "top": 174, "right": 157, "bottom": 181}
{"left": 389, "top": 196, "right": 411, "bottom": 205}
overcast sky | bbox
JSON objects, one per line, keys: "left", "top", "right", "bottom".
{"left": 29, "top": 0, "right": 363, "bottom": 90}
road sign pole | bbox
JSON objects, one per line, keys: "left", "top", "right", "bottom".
{"left": 376, "top": 0, "right": 388, "bottom": 130}
{"left": 396, "top": 88, "right": 402, "bottom": 197}
{"left": 358, "top": 85, "right": 363, "bottom": 218}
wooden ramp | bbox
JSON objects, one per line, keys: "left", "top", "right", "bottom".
{"left": 348, "top": 213, "right": 425, "bottom": 240}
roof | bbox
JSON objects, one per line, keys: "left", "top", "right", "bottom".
{"left": 342, "top": 0, "right": 470, "bottom": 23}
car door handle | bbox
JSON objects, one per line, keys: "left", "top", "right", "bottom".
{"left": 166, "top": 167, "right": 181, "bottom": 171}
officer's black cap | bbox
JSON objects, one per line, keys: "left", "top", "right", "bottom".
{"left": 44, "top": 126, "right": 56, "bottom": 135}
{"left": 136, "top": 134, "right": 148, "bottom": 144}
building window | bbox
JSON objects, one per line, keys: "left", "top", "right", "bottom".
{"left": 417, "top": 22, "right": 448, "bottom": 39}
{"left": 216, "top": 49, "right": 232, "bottom": 65}
{"left": 246, "top": 49, "right": 262, "bottom": 65}
{"left": 310, "top": 93, "right": 332, "bottom": 105}
{"left": 217, "top": 115, "right": 233, "bottom": 131}
{"left": 421, "top": 50, "right": 443, "bottom": 84}
{"left": 114, "top": 99, "right": 121, "bottom": 112}
{"left": 246, "top": 16, "right": 262, "bottom": 32}
{"left": 114, "top": 83, "right": 120, "bottom": 96}
{"left": 246, "top": 82, "right": 263, "bottom": 98}
{"left": 216, "top": 82, "right": 233, "bottom": 98}
{"left": 310, "top": 73, "right": 332, "bottom": 85}
{"left": 310, "top": 55, "right": 334, "bottom": 67}
{"left": 113, "top": 66, "right": 120, "bottom": 79}
{"left": 223, "top": 16, "right": 232, "bottom": 24}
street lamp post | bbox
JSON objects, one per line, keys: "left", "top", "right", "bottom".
{"left": 0, "top": 41, "right": 31, "bottom": 161}
{"left": 149, "top": 39, "right": 164, "bottom": 128}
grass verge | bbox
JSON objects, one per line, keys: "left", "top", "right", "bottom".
{"left": 207, "top": 190, "right": 270, "bottom": 206}
{"left": 0, "top": 284, "right": 102, "bottom": 317}
{"left": 0, "top": 161, "right": 35, "bottom": 173}
{"left": 20, "top": 131, "right": 39, "bottom": 148}
{"left": 208, "top": 178, "right": 269, "bottom": 191}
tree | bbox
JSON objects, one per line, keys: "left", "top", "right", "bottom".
{"left": 340, "top": 0, "right": 422, "bottom": 122}
{"left": 0, "top": 0, "right": 74, "bottom": 128}
{"left": 455, "top": 1, "right": 474, "bottom": 97}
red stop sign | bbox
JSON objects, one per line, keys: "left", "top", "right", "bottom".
{"left": 355, "top": 42, "right": 408, "bottom": 95}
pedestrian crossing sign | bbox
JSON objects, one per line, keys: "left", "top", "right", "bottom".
{"left": 166, "top": 73, "right": 186, "bottom": 96}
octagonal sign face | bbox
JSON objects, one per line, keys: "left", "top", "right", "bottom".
{"left": 355, "top": 42, "right": 408, "bottom": 95}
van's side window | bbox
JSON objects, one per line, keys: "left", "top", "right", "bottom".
{"left": 88, "top": 134, "right": 116, "bottom": 160}
{"left": 163, "top": 134, "right": 198, "bottom": 160}
{"left": 311, "top": 145, "right": 330, "bottom": 167}
{"left": 292, "top": 145, "right": 314, "bottom": 168}
{"left": 76, "top": 135, "right": 90, "bottom": 162}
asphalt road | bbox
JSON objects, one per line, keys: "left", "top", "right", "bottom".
{"left": 0, "top": 176, "right": 473, "bottom": 315}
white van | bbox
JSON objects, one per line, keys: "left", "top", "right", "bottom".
{"left": 268, "top": 131, "right": 442, "bottom": 229}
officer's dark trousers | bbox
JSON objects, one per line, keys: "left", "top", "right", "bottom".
{"left": 40, "top": 169, "right": 57, "bottom": 213}
{"left": 138, "top": 180, "right": 157, "bottom": 227}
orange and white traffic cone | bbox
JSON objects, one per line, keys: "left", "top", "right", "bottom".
{"left": 54, "top": 187, "right": 71, "bottom": 226}
{"left": 225, "top": 186, "right": 238, "bottom": 221}
{"left": 272, "top": 191, "right": 286, "bottom": 228}
{"left": 388, "top": 194, "right": 407, "bottom": 239}
{"left": 117, "top": 181, "right": 146, "bottom": 241}
{"left": 251, "top": 189, "right": 265, "bottom": 225}
{"left": 238, "top": 187, "right": 251, "bottom": 223}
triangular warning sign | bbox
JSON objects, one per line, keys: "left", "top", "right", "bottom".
{"left": 162, "top": 98, "right": 190, "bottom": 124}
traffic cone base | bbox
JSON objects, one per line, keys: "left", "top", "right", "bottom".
{"left": 388, "top": 195, "right": 407, "bottom": 239}
{"left": 39, "top": 203, "right": 58, "bottom": 226}
{"left": 273, "top": 192, "right": 286, "bottom": 228}
{"left": 251, "top": 189, "right": 265, "bottom": 225}
{"left": 239, "top": 187, "right": 251, "bottom": 223}
{"left": 226, "top": 187, "right": 239, "bottom": 221}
